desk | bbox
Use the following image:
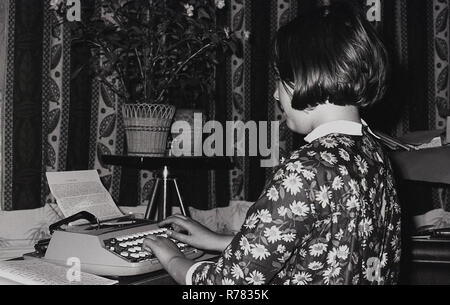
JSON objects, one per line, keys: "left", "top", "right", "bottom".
{"left": 17, "top": 252, "right": 219, "bottom": 285}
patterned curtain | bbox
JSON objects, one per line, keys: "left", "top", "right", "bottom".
{"left": 377, "top": 0, "right": 450, "bottom": 213}
{"left": 0, "top": 1, "right": 8, "bottom": 209}
{"left": 0, "top": 0, "right": 125, "bottom": 211}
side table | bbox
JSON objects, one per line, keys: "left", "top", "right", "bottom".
{"left": 102, "top": 155, "right": 233, "bottom": 221}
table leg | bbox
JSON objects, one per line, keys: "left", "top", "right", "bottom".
{"left": 173, "top": 178, "right": 188, "bottom": 217}
{"left": 145, "top": 178, "right": 160, "bottom": 220}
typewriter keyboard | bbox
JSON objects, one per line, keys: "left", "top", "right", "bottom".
{"left": 103, "top": 228, "right": 198, "bottom": 263}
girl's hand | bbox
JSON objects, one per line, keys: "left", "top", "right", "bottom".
{"left": 158, "top": 214, "right": 234, "bottom": 252}
{"left": 142, "top": 235, "right": 183, "bottom": 269}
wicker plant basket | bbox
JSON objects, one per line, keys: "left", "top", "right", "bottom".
{"left": 122, "top": 104, "right": 176, "bottom": 156}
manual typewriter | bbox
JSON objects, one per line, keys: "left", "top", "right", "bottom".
{"left": 32, "top": 211, "right": 203, "bottom": 277}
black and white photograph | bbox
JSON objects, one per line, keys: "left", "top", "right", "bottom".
{"left": 0, "top": 0, "right": 448, "bottom": 291}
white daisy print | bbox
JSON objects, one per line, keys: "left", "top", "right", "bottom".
{"left": 308, "top": 261, "right": 324, "bottom": 271}
{"left": 315, "top": 185, "right": 332, "bottom": 208}
{"left": 330, "top": 266, "right": 342, "bottom": 278}
{"left": 239, "top": 236, "right": 251, "bottom": 255}
{"left": 235, "top": 250, "right": 242, "bottom": 260}
{"left": 361, "top": 178, "right": 368, "bottom": 191}
{"left": 381, "top": 253, "right": 388, "bottom": 267}
{"left": 222, "top": 278, "right": 235, "bottom": 285}
{"left": 278, "top": 251, "right": 293, "bottom": 263}
{"left": 332, "top": 212, "right": 340, "bottom": 224}
{"left": 251, "top": 244, "right": 270, "bottom": 260}
{"left": 216, "top": 257, "right": 224, "bottom": 270}
{"left": 302, "top": 233, "right": 312, "bottom": 244}
{"left": 282, "top": 232, "right": 296, "bottom": 242}
{"left": 336, "top": 245, "right": 350, "bottom": 260}
{"left": 346, "top": 196, "right": 360, "bottom": 211}
{"left": 274, "top": 169, "right": 284, "bottom": 180}
{"left": 355, "top": 155, "right": 368, "bottom": 174}
{"left": 292, "top": 271, "right": 313, "bottom": 285}
{"left": 348, "top": 219, "right": 356, "bottom": 232}
{"left": 323, "top": 266, "right": 341, "bottom": 285}
{"left": 349, "top": 179, "right": 359, "bottom": 194}
{"left": 338, "top": 148, "right": 351, "bottom": 161}
{"left": 244, "top": 213, "right": 259, "bottom": 229}
{"left": 290, "top": 200, "right": 309, "bottom": 217}
{"left": 282, "top": 173, "right": 303, "bottom": 195}
{"left": 286, "top": 161, "right": 303, "bottom": 173}
{"left": 307, "top": 151, "right": 316, "bottom": 157}
{"left": 215, "top": 0, "right": 226, "bottom": 9}
{"left": 335, "top": 229, "right": 344, "bottom": 240}
{"left": 369, "top": 188, "right": 376, "bottom": 202}
{"left": 298, "top": 249, "right": 307, "bottom": 257}
{"left": 245, "top": 270, "right": 265, "bottom": 285}
{"left": 310, "top": 204, "right": 316, "bottom": 215}
{"left": 277, "top": 244, "right": 286, "bottom": 253}
{"left": 339, "top": 165, "right": 349, "bottom": 176}
{"left": 264, "top": 225, "right": 283, "bottom": 243}
{"left": 231, "top": 264, "right": 244, "bottom": 280}
{"left": 278, "top": 206, "right": 288, "bottom": 217}
{"left": 309, "top": 243, "right": 327, "bottom": 257}
{"left": 257, "top": 209, "right": 272, "bottom": 223}
{"left": 320, "top": 137, "right": 338, "bottom": 149}
{"left": 302, "top": 170, "right": 315, "bottom": 180}
{"left": 327, "top": 250, "right": 338, "bottom": 266}
{"left": 338, "top": 136, "right": 354, "bottom": 147}
{"left": 320, "top": 152, "right": 338, "bottom": 164}
{"left": 224, "top": 246, "right": 232, "bottom": 259}
{"left": 358, "top": 218, "right": 374, "bottom": 237}
{"left": 289, "top": 151, "right": 299, "bottom": 159}
{"left": 201, "top": 264, "right": 211, "bottom": 280}
{"left": 332, "top": 176, "right": 344, "bottom": 190}
{"left": 266, "top": 186, "right": 279, "bottom": 201}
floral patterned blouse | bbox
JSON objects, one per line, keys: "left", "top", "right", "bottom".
{"left": 188, "top": 124, "right": 401, "bottom": 285}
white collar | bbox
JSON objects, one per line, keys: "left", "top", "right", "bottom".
{"left": 304, "top": 120, "right": 364, "bottom": 143}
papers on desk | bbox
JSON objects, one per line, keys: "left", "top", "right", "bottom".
{"left": 0, "top": 259, "right": 117, "bottom": 285}
{"left": 46, "top": 170, "right": 124, "bottom": 221}
{"left": 373, "top": 129, "right": 445, "bottom": 151}
{"left": 398, "top": 129, "right": 445, "bottom": 150}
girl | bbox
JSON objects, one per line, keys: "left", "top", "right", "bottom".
{"left": 144, "top": 1, "right": 401, "bottom": 285}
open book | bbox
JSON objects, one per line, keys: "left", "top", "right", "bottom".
{"left": 0, "top": 259, "right": 118, "bottom": 285}
{"left": 46, "top": 170, "right": 124, "bottom": 221}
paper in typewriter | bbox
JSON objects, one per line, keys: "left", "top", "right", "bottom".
{"left": 46, "top": 170, "right": 124, "bottom": 221}
{"left": 0, "top": 259, "right": 118, "bottom": 285}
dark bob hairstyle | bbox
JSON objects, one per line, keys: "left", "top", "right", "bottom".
{"left": 273, "top": 1, "right": 389, "bottom": 111}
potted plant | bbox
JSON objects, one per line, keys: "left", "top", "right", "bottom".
{"left": 50, "top": 0, "right": 241, "bottom": 156}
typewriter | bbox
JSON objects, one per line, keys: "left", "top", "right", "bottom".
{"left": 33, "top": 211, "right": 203, "bottom": 277}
